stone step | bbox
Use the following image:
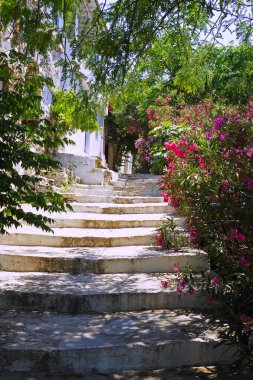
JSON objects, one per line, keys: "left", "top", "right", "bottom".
{"left": 0, "top": 246, "right": 207, "bottom": 274}
{"left": 49, "top": 213, "right": 183, "bottom": 228}
{"left": 0, "top": 310, "right": 235, "bottom": 375}
{"left": 70, "top": 202, "right": 171, "bottom": 214}
{"left": 65, "top": 195, "right": 163, "bottom": 204}
{"left": 67, "top": 185, "right": 114, "bottom": 196}
{"left": 114, "top": 190, "right": 161, "bottom": 197}
{"left": 115, "top": 188, "right": 160, "bottom": 195}
{"left": 0, "top": 226, "right": 159, "bottom": 247}
{"left": 120, "top": 174, "right": 161, "bottom": 180}
{"left": 0, "top": 271, "right": 207, "bottom": 313}
{"left": 67, "top": 184, "right": 161, "bottom": 197}
{"left": 110, "top": 180, "right": 158, "bottom": 189}
{"left": 64, "top": 189, "right": 114, "bottom": 197}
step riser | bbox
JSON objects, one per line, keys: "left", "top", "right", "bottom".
{"left": 0, "top": 253, "right": 208, "bottom": 274}
{"left": 49, "top": 216, "right": 184, "bottom": 229}
{"left": 68, "top": 196, "right": 163, "bottom": 204}
{"left": 65, "top": 190, "right": 161, "bottom": 197}
{"left": 71, "top": 205, "right": 171, "bottom": 214}
{"left": 64, "top": 190, "right": 114, "bottom": 197}
{"left": 0, "top": 342, "right": 234, "bottom": 375}
{"left": 0, "top": 290, "right": 206, "bottom": 313}
{"left": 0, "top": 234, "right": 156, "bottom": 247}
{"left": 115, "top": 190, "right": 160, "bottom": 195}
{"left": 51, "top": 219, "right": 160, "bottom": 228}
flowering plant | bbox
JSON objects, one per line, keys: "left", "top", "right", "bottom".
{"left": 160, "top": 263, "right": 196, "bottom": 296}
{"left": 151, "top": 95, "right": 253, "bottom": 365}
{"left": 156, "top": 217, "right": 188, "bottom": 249}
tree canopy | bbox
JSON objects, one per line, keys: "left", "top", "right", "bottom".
{"left": 0, "top": 0, "right": 252, "bottom": 232}
{"left": 0, "top": 0, "right": 98, "bottom": 233}
{"left": 78, "top": 0, "right": 253, "bottom": 88}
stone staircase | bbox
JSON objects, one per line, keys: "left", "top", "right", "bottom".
{"left": 0, "top": 176, "right": 235, "bottom": 377}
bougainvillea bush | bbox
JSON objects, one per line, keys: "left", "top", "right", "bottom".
{"left": 149, "top": 95, "right": 253, "bottom": 365}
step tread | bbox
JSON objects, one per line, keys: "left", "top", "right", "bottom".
{"left": 44, "top": 212, "right": 172, "bottom": 221}
{"left": 0, "top": 271, "right": 207, "bottom": 312}
{"left": 72, "top": 195, "right": 163, "bottom": 200}
{"left": 2, "top": 226, "right": 158, "bottom": 237}
{"left": 71, "top": 202, "right": 166, "bottom": 207}
{"left": 0, "top": 271, "right": 201, "bottom": 297}
{"left": 0, "top": 310, "right": 234, "bottom": 374}
{"left": 0, "top": 309, "right": 217, "bottom": 348}
{"left": 0, "top": 246, "right": 208, "bottom": 274}
{"left": 0, "top": 245, "right": 204, "bottom": 259}
{"left": 70, "top": 203, "right": 172, "bottom": 214}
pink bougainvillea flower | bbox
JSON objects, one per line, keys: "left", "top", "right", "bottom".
{"left": 164, "top": 142, "right": 179, "bottom": 151}
{"left": 189, "top": 228, "right": 197, "bottom": 245}
{"left": 188, "top": 287, "right": 195, "bottom": 295}
{"left": 205, "top": 131, "right": 214, "bottom": 140}
{"left": 178, "top": 279, "right": 186, "bottom": 288}
{"left": 188, "top": 144, "right": 198, "bottom": 152}
{"left": 146, "top": 108, "right": 154, "bottom": 120}
{"left": 177, "top": 287, "right": 183, "bottom": 294}
{"left": 179, "top": 140, "right": 188, "bottom": 147}
{"left": 229, "top": 228, "right": 245, "bottom": 242}
{"left": 174, "top": 148, "right": 186, "bottom": 158}
{"left": 240, "top": 314, "right": 252, "bottom": 322}
{"left": 195, "top": 154, "right": 207, "bottom": 169}
{"left": 217, "top": 133, "right": 228, "bottom": 142}
{"left": 161, "top": 280, "right": 168, "bottom": 288}
{"left": 160, "top": 191, "right": 169, "bottom": 203}
{"left": 163, "top": 194, "right": 168, "bottom": 203}
{"left": 221, "top": 181, "right": 230, "bottom": 192}
{"left": 214, "top": 117, "right": 225, "bottom": 128}
{"left": 247, "top": 178, "right": 253, "bottom": 191}
{"left": 210, "top": 276, "right": 219, "bottom": 287}
{"left": 157, "top": 233, "right": 165, "bottom": 247}
{"left": 241, "top": 255, "right": 250, "bottom": 267}
{"left": 173, "top": 264, "right": 180, "bottom": 273}
{"left": 168, "top": 197, "right": 180, "bottom": 211}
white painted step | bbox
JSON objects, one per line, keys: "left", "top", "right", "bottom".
{"left": 49, "top": 213, "right": 183, "bottom": 228}
{"left": 70, "top": 202, "right": 172, "bottom": 214}
{"left": 0, "top": 271, "right": 207, "bottom": 312}
{"left": 121, "top": 174, "right": 161, "bottom": 179}
{"left": 0, "top": 226, "right": 159, "bottom": 247}
{"left": 0, "top": 246, "right": 208, "bottom": 273}
{"left": 0, "top": 310, "right": 235, "bottom": 374}
{"left": 111, "top": 179, "right": 159, "bottom": 185}
{"left": 63, "top": 194, "right": 163, "bottom": 204}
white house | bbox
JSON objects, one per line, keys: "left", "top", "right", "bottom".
{"left": 42, "top": 0, "right": 115, "bottom": 184}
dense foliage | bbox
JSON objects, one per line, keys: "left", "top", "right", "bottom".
{"left": 105, "top": 44, "right": 253, "bottom": 170}
{"left": 0, "top": 51, "right": 70, "bottom": 233}
{"left": 81, "top": 0, "right": 253, "bottom": 87}
{"left": 0, "top": 0, "right": 99, "bottom": 232}
{"left": 149, "top": 95, "right": 253, "bottom": 365}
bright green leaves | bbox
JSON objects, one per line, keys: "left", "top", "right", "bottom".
{"left": 51, "top": 89, "right": 99, "bottom": 135}
{"left": 0, "top": 48, "right": 69, "bottom": 233}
